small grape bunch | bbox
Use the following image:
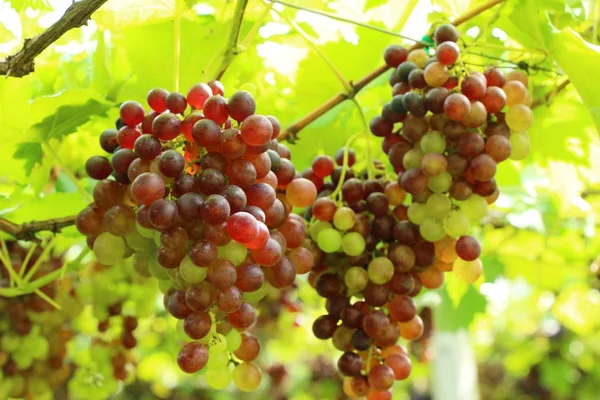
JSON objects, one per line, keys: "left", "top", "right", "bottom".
{"left": 375, "top": 23, "right": 534, "bottom": 284}
{"left": 299, "top": 148, "right": 439, "bottom": 399}
{"left": 0, "top": 242, "right": 83, "bottom": 399}
{"left": 76, "top": 80, "right": 317, "bottom": 392}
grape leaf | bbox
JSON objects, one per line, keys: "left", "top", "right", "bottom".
{"left": 436, "top": 285, "right": 487, "bottom": 331}
{"left": 13, "top": 142, "right": 43, "bottom": 176}
{"left": 9, "top": 0, "right": 52, "bottom": 11}
{"left": 33, "top": 99, "right": 113, "bottom": 142}
{"left": 548, "top": 28, "right": 600, "bottom": 134}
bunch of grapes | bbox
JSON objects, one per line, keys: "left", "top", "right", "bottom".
{"left": 302, "top": 152, "right": 420, "bottom": 400}
{"left": 76, "top": 80, "right": 317, "bottom": 392}
{"left": 377, "top": 23, "right": 532, "bottom": 283}
{"left": 0, "top": 242, "right": 83, "bottom": 399}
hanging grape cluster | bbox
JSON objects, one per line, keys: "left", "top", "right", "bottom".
{"left": 302, "top": 23, "right": 534, "bottom": 400}
{"left": 76, "top": 81, "right": 317, "bottom": 391}
{"left": 0, "top": 242, "right": 83, "bottom": 399}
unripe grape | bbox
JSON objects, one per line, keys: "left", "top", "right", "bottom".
{"left": 453, "top": 258, "right": 483, "bottom": 283}
{"left": 461, "top": 195, "right": 488, "bottom": 221}
{"left": 368, "top": 257, "right": 394, "bottom": 284}
{"left": 345, "top": 266, "right": 369, "bottom": 291}
{"left": 317, "top": 228, "right": 343, "bottom": 253}
{"left": 443, "top": 209, "right": 470, "bottom": 237}
{"left": 426, "top": 193, "right": 452, "bottom": 218}
{"left": 419, "top": 218, "right": 446, "bottom": 242}
{"left": 428, "top": 171, "right": 452, "bottom": 193}
{"left": 420, "top": 131, "right": 446, "bottom": 154}
{"left": 333, "top": 207, "right": 356, "bottom": 231}
{"left": 506, "top": 104, "right": 533, "bottom": 132}
{"left": 342, "top": 232, "right": 366, "bottom": 256}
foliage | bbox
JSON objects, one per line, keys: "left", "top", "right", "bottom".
{"left": 1, "top": 0, "right": 600, "bottom": 399}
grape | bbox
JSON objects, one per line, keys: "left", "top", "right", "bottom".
{"left": 461, "top": 195, "right": 488, "bottom": 221}
{"left": 407, "top": 49, "right": 428, "bottom": 68}
{"left": 453, "top": 258, "right": 483, "bottom": 283}
{"left": 436, "top": 41, "right": 459, "bottom": 65}
{"left": 420, "top": 131, "right": 446, "bottom": 153}
{"left": 506, "top": 104, "right": 533, "bottom": 132}
{"left": 240, "top": 115, "right": 272, "bottom": 146}
{"left": 111, "top": 148, "right": 136, "bottom": 174}
{"left": 506, "top": 70, "right": 529, "bottom": 86}
{"left": 383, "top": 45, "right": 408, "bottom": 67}
{"left": 76, "top": 206, "right": 104, "bottom": 236}
{"left": 232, "top": 362, "right": 262, "bottom": 392}
{"left": 207, "top": 259, "right": 237, "bottom": 290}
{"left": 484, "top": 67, "right": 506, "bottom": 87}
{"left": 338, "top": 352, "right": 363, "bottom": 377}
{"left": 250, "top": 238, "right": 282, "bottom": 267}
{"left": 419, "top": 218, "right": 446, "bottom": 242}
{"left": 234, "top": 333, "right": 260, "bottom": 361}
{"left": 180, "top": 257, "right": 208, "bottom": 283}
{"left": 402, "top": 148, "right": 423, "bottom": 169}
{"left": 434, "top": 23, "right": 459, "bottom": 44}
{"left": 421, "top": 153, "right": 447, "bottom": 177}
{"left": 201, "top": 195, "right": 230, "bottom": 225}
{"left": 285, "top": 178, "right": 317, "bottom": 208}
{"left": 464, "top": 101, "right": 488, "bottom": 128}
{"left": 166, "top": 92, "right": 187, "bottom": 114}
{"left": 93, "top": 232, "right": 125, "bottom": 265}
{"left": 159, "top": 149, "right": 185, "bottom": 178}
{"left": 456, "top": 235, "right": 481, "bottom": 261}
{"left": 218, "top": 241, "right": 248, "bottom": 266}
{"left": 204, "top": 95, "right": 229, "bottom": 125}
{"left": 481, "top": 87, "right": 506, "bottom": 113}
{"left": 407, "top": 202, "right": 427, "bottom": 224}
{"left": 264, "top": 257, "right": 295, "bottom": 288}
{"left": 425, "top": 192, "right": 451, "bottom": 218}
{"left": 131, "top": 172, "right": 165, "bottom": 205}
{"left": 85, "top": 156, "right": 112, "bottom": 179}
{"left": 185, "top": 282, "right": 214, "bottom": 312}
{"left": 206, "top": 366, "right": 232, "bottom": 389}
{"left": 317, "top": 228, "right": 342, "bottom": 253}
{"left": 312, "top": 315, "right": 338, "bottom": 339}
{"left": 368, "top": 257, "right": 394, "bottom": 284}
{"left": 149, "top": 199, "right": 178, "bottom": 230}
{"left": 186, "top": 83, "right": 212, "bottom": 109}
{"left": 235, "top": 263, "right": 265, "bottom": 292}
{"left": 428, "top": 171, "right": 452, "bottom": 193}
{"left": 509, "top": 132, "right": 530, "bottom": 160}
{"left": 503, "top": 80, "right": 528, "bottom": 106}
{"left": 485, "top": 135, "right": 511, "bottom": 162}
{"left": 342, "top": 232, "right": 366, "bottom": 256}
{"left": 461, "top": 74, "right": 486, "bottom": 101}
{"left": 469, "top": 154, "right": 497, "bottom": 181}
{"left": 119, "top": 100, "right": 144, "bottom": 127}
{"left": 407, "top": 69, "right": 426, "bottom": 89}
{"left": 152, "top": 112, "right": 181, "bottom": 140}
{"left": 370, "top": 115, "right": 394, "bottom": 137}
{"left": 332, "top": 207, "right": 356, "bottom": 231}
{"left": 423, "top": 61, "right": 449, "bottom": 87}
{"left": 103, "top": 204, "right": 135, "bottom": 236}
{"left": 219, "top": 128, "right": 247, "bottom": 159}
{"left": 444, "top": 93, "right": 471, "bottom": 121}
{"left": 183, "top": 311, "right": 211, "bottom": 339}
{"left": 400, "top": 168, "right": 428, "bottom": 194}
{"left": 100, "top": 129, "right": 119, "bottom": 153}
{"left": 443, "top": 209, "right": 470, "bottom": 237}
{"left": 458, "top": 132, "right": 484, "bottom": 157}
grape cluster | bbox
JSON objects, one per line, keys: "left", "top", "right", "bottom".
{"left": 303, "top": 24, "right": 535, "bottom": 399}
{"left": 76, "top": 80, "right": 317, "bottom": 391}
{"left": 300, "top": 152, "right": 417, "bottom": 400}
{"left": 378, "top": 23, "right": 532, "bottom": 282}
{"left": 0, "top": 242, "right": 83, "bottom": 399}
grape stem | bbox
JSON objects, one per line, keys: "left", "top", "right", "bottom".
{"left": 530, "top": 79, "right": 570, "bottom": 108}
{"left": 0, "top": 215, "right": 77, "bottom": 241}
{"left": 330, "top": 134, "right": 361, "bottom": 204}
{"left": 351, "top": 98, "right": 375, "bottom": 180}
{"left": 278, "top": 0, "right": 508, "bottom": 142}
{"left": 0, "top": 0, "right": 109, "bottom": 77}
{"left": 213, "top": 0, "right": 250, "bottom": 80}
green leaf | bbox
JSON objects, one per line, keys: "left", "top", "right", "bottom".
{"left": 13, "top": 142, "right": 43, "bottom": 176}
{"left": 507, "top": 0, "right": 552, "bottom": 49}
{"left": 9, "top": 0, "right": 52, "bottom": 11}
{"left": 547, "top": 27, "right": 600, "bottom": 133}
{"left": 435, "top": 285, "right": 487, "bottom": 331}
{"left": 33, "top": 99, "right": 112, "bottom": 142}
{"left": 1, "top": 192, "right": 87, "bottom": 223}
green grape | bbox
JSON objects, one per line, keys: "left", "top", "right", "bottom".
{"left": 225, "top": 329, "right": 242, "bottom": 352}
{"left": 136, "top": 222, "right": 154, "bottom": 238}
{"left": 419, "top": 218, "right": 446, "bottom": 242}
{"left": 207, "top": 351, "right": 229, "bottom": 368}
{"left": 341, "top": 232, "right": 366, "bottom": 256}
{"left": 407, "top": 202, "right": 427, "bottom": 225}
{"left": 402, "top": 148, "right": 423, "bottom": 170}
{"left": 317, "top": 228, "right": 342, "bottom": 253}
{"left": 13, "top": 352, "right": 33, "bottom": 369}
{"left": 180, "top": 256, "right": 207, "bottom": 283}
{"left": 206, "top": 366, "right": 232, "bottom": 390}
{"left": 243, "top": 283, "right": 268, "bottom": 304}
{"left": 333, "top": 207, "right": 356, "bottom": 231}
{"left": 148, "top": 256, "right": 169, "bottom": 279}
{"left": 93, "top": 232, "right": 125, "bottom": 265}
{"left": 426, "top": 193, "right": 452, "bottom": 218}
{"left": 461, "top": 195, "right": 488, "bottom": 221}
{"left": 218, "top": 241, "right": 247, "bottom": 266}
{"left": 28, "top": 377, "right": 51, "bottom": 396}
{"left": 233, "top": 362, "right": 262, "bottom": 392}
{"left": 506, "top": 104, "right": 533, "bottom": 132}
{"left": 420, "top": 131, "right": 446, "bottom": 154}
{"left": 443, "top": 209, "right": 470, "bottom": 237}
{"left": 212, "top": 334, "right": 228, "bottom": 353}
{"left": 428, "top": 171, "right": 452, "bottom": 193}
{"left": 309, "top": 221, "right": 333, "bottom": 241}
{"left": 509, "top": 132, "right": 530, "bottom": 160}
{"left": 368, "top": 257, "right": 394, "bottom": 284}
{"left": 125, "top": 230, "right": 155, "bottom": 253}
{"left": 1, "top": 334, "right": 21, "bottom": 352}
{"left": 344, "top": 266, "right": 368, "bottom": 291}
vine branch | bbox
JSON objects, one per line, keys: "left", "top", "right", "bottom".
{"left": 531, "top": 79, "right": 571, "bottom": 108}
{"left": 0, "top": 216, "right": 77, "bottom": 241}
{"left": 214, "top": 0, "right": 250, "bottom": 80}
{"left": 278, "top": 0, "right": 508, "bottom": 141}
{"left": 0, "top": 0, "right": 108, "bottom": 78}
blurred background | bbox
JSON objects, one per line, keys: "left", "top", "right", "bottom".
{"left": 1, "top": 0, "right": 600, "bottom": 399}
